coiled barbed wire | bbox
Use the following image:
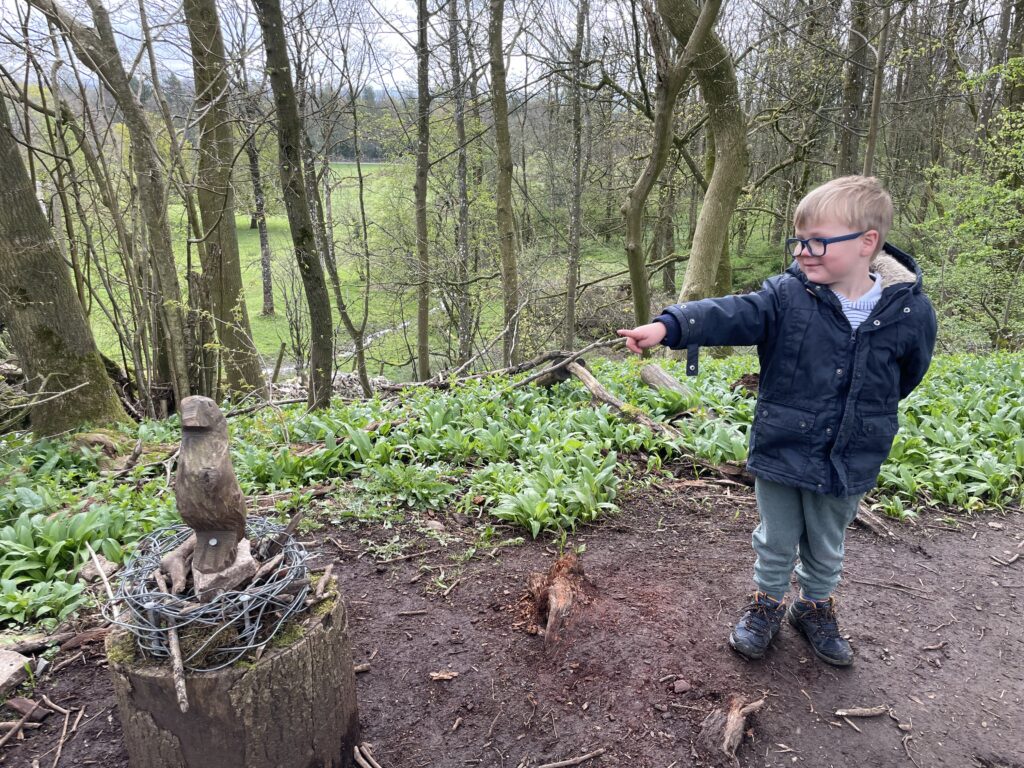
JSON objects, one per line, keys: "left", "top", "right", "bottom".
{"left": 103, "top": 517, "right": 310, "bottom": 672}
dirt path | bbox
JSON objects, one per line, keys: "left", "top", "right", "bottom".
{"left": 4, "top": 482, "right": 1022, "bottom": 767}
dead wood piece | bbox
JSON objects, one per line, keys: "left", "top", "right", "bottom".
{"left": 160, "top": 533, "right": 197, "bottom": 594}
{"left": 567, "top": 362, "right": 678, "bottom": 439}
{"left": 0, "top": 701, "right": 40, "bottom": 748}
{"left": 697, "top": 695, "right": 766, "bottom": 763}
{"left": 252, "top": 552, "right": 284, "bottom": 583}
{"left": 59, "top": 626, "right": 111, "bottom": 652}
{"left": 640, "top": 363, "right": 691, "bottom": 397}
{"left": 0, "top": 721, "right": 41, "bottom": 731}
{"left": 854, "top": 503, "right": 897, "bottom": 538}
{"left": 2, "top": 632, "right": 75, "bottom": 655}
{"left": 353, "top": 663, "right": 371, "bottom": 674}
{"left": 315, "top": 564, "right": 335, "bottom": 600}
{"left": 354, "top": 744, "right": 384, "bottom": 768}
{"left": 4, "top": 697, "right": 51, "bottom": 721}
{"left": 153, "top": 572, "right": 189, "bottom": 714}
{"left": 193, "top": 537, "right": 258, "bottom": 601}
{"left": 528, "top": 554, "right": 586, "bottom": 647}
{"left": 835, "top": 705, "right": 889, "bottom": 718}
{"left": 536, "top": 748, "right": 607, "bottom": 768}
{"left": 429, "top": 670, "right": 459, "bottom": 681}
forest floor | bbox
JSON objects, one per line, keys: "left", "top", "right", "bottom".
{"left": 3, "top": 481, "right": 1022, "bottom": 768}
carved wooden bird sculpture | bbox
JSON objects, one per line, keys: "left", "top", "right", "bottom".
{"left": 175, "top": 396, "right": 246, "bottom": 574}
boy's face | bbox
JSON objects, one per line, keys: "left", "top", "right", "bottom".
{"left": 792, "top": 219, "right": 878, "bottom": 287}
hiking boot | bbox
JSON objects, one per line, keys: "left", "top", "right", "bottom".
{"left": 728, "top": 592, "right": 785, "bottom": 660}
{"left": 787, "top": 596, "right": 854, "bottom": 666}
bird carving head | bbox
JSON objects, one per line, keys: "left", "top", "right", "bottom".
{"left": 181, "top": 396, "right": 225, "bottom": 432}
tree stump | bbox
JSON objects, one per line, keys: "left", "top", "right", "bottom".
{"left": 106, "top": 595, "right": 358, "bottom": 768}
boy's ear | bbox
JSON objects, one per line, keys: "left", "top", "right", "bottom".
{"left": 861, "top": 230, "right": 880, "bottom": 256}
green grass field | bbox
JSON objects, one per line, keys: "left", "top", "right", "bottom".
{"left": 88, "top": 161, "right": 785, "bottom": 382}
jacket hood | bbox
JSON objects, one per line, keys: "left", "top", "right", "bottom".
{"left": 787, "top": 242, "right": 924, "bottom": 292}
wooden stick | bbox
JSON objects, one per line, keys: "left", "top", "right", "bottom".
{"left": 353, "top": 663, "right": 371, "bottom": 674}
{"left": 536, "top": 748, "right": 607, "bottom": 768}
{"left": 50, "top": 709, "right": 71, "bottom": 768}
{"left": 442, "top": 578, "right": 461, "bottom": 597}
{"left": 0, "top": 701, "right": 40, "bottom": 748}
{"left": 0, "top": 722, "right": 41, "bottom": 731}
{"left": 315, "top": 564, "right": 334, "bottom": 600}
{"left": 512, "top": 339, "right": 625, "bottom": 390}
{"left": 153, "top": 571, "right": 189, "bottom": 713}
{"left": 2, "top": 632, "right": 76, "bottom": 655}
{"left": 84, "top": 541, "right": 116, "bottom": 604}
{"left": 252, "top": 552, "right": 284, "bottom": 582}
{"left": 40, "top": 695, "right": 69, "bottom": 716}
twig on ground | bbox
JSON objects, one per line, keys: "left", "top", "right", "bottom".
{"left": 990, "top": 553, "right": 1020, "bottom": 566}
{"left": 378, "top": 548, "right": 439, "bottom": 564}
{"left": 835, "top": 705, "right": 888, "bottom": 717}
{"left": 39, "top": 696, "right": 69, "bottom": 716}
{"left": 442, "top": 578, "right": 461, "bottom": 597}
{"left": 536, "top": 748, "right": 607, "bottom": 768}
{"left": 0, "top": 701, "right": 40, "bottom": 748}
{"left": 50, "top": 709, "right": 71, "bottom": 768}
{"left": 847, "top": 577, "right": 931, "bottom": 598}
{"left": 353, "top": 663, "right": 371, "bottom": 674}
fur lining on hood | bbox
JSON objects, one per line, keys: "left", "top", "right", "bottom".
{"left": 871, "top": 251, "right": 916, "bottom": 288}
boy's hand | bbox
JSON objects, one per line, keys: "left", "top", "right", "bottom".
{"left": 617, "top": 322, "right": 666, "bottom": 354}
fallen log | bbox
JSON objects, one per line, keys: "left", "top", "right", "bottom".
{"left": 640, "top": 363, "right": 691, "bottom": 398}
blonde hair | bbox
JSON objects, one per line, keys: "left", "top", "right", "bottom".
{"left": 793, "top": 176, "right": 893, "bottom": 254}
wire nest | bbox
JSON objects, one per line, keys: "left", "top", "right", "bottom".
{"left": 104, "top": 517, "right": 310, "bottom": 672}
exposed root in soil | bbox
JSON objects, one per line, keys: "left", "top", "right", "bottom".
{"left": 697, "top": 694, "right": 767, "bottom": 765}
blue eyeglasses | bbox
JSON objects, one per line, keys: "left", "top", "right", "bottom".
{"left": 786, "top": 231, "right": 865, "bottom": 257}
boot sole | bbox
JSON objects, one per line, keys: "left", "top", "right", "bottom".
{"left": 787, "top": 612, "right": 854, "bottom": 667}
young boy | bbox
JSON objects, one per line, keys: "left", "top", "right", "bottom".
{"left": 618, "top": 176, "right": 937, "bottom": 666}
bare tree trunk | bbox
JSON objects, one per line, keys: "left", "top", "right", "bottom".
{"left": 449, "top": 0, "right": 474, "bottom": 365}
{"left": 655, "top": 174, "right": 679, "bottom": 294}
{"left": 837, "top": 0, "right": 871, "bottom": 176}
{"left": 862, "top": 3, "right": 891, "bottom": 176}
{"left": 623, "top": 0, "right": 722, "bottom": 326}
{"left": 243, "top": 128, "right": 275, "bottom": 317}
{"left": 490, "top": 0, "right": 520, "bottom": 366}
{"left": 0, "top": 93, "right": 127, "bottom": 434}
{"left": 29, "top": 0, "right": 192, "bottom": 407}
{"left": 251, "top": 0, "right": 334, "bottom": 409}
{"left": 415, "top": 0, "right": 432, "bottom": 379}
{"left": 183, "top": 0, "right": 265, "bottom": 399}
{"left": 564, "top": 0, "right": 589, "bottom": 349}
{"left": 658, "top": 0, "right": 749, "bottom": 303}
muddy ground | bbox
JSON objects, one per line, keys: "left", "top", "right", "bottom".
{"left": 3, "top": 479, "right": 1022, "bottom": 768}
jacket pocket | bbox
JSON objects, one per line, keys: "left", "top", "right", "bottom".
{"left": 750, "top": 401, "right": 817, "bottom": 478}
{"left": 845, "top": 412, "right": 899, "bottom": 484}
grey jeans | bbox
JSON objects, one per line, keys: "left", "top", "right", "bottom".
{"left": 751, "top": 477, "right": 863, "bottom": 602}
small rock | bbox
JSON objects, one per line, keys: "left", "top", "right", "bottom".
{"left": 673, "top": 679, "right": 692, "bottom": 694}
{"left": 78, "top": 552, "right": 119, "bottom": 583}
{"left": 424, "top": 520, "right": 446, "bottom": 532}
{"left": 0, "top": 650, "right": 29, "bottom": 698}
{"left": 653, "top": 703, "right": 668, "bottom": 713}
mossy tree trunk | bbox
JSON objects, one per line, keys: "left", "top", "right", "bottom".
{"left": 0, "top": 93, "right": 128, "bottom": 435}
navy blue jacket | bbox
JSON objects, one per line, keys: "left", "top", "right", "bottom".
{"left": 655, "top": 244, "right": 937, "bottom": 497}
